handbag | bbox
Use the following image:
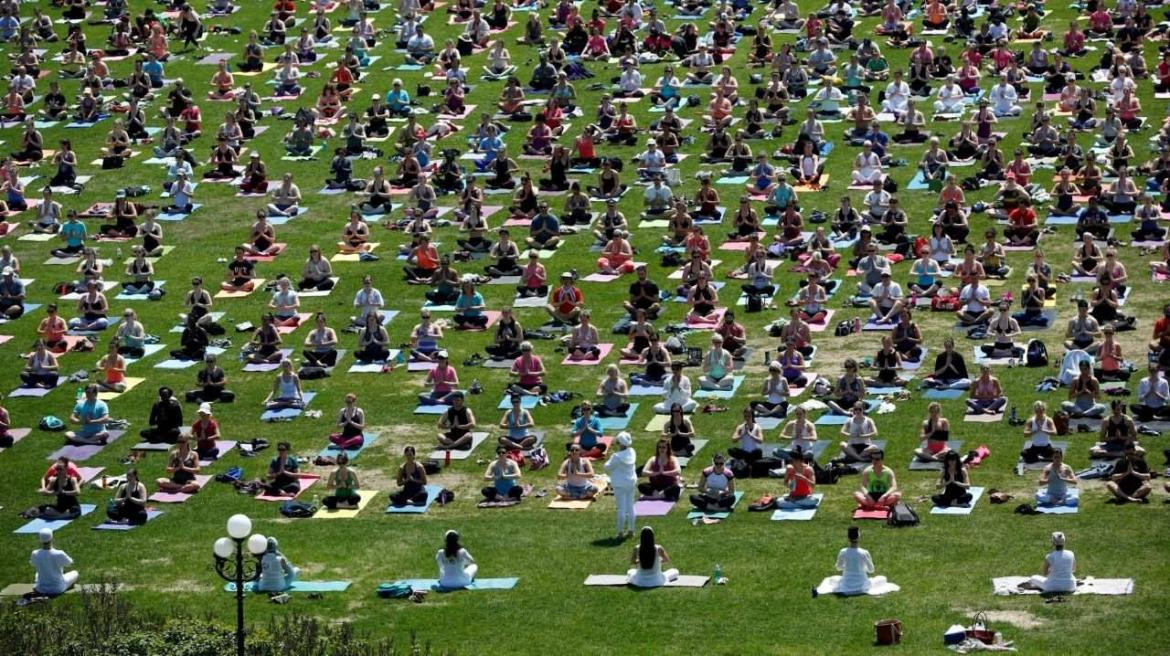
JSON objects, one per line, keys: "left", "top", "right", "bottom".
{"left": 874, "top": 618, "right": 903, "bottom": 645}
{"left": 966, "top": 611, "right": 995, "bottom": 644}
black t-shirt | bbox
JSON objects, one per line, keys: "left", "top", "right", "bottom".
{"left": 197, "top": 366, "right": 225, "bottom": 386}
{"left": 228, "top": 258, "right": 254, "bottom": 278}
{"left": 628, "top": 280, "right": 659, "bottom": 307}
{"left": 1112, "top": 457, "right": 1148, "bottom": 481}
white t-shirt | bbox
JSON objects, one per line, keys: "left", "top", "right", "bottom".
{"left": 1044, "top": 549, "right": 1076, "bottom": 592}
{"left": 1138, "top": 376, "right": 1169, "bottom": 408}
{"left": 436, "top": 548, "right": 475, "bottom": 588}
{"left": 960, "top": 284, "right": 989, "bottom": 313}
{"left": 628, "top": 549, "right": 666, "bottom": 587}
{"left": 835, "top": 546, "right": 875, "bottom": 593}
{"left": 31, "top": 548, "right": 73, "bottom": 595}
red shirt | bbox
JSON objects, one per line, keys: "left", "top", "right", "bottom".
{"left": 1009, "top": 207, "right": 1036, "bottom": 228}
{"left": 191, "top": 418, "right": 219, "bottom": 451}
{"left": 553, "top": 285, "right": 583, "bottom": 314}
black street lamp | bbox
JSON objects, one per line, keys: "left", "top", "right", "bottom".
{"left": 212, "top": 514, "right": 268, "bottom": 656}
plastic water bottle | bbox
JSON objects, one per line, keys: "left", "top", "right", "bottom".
{"left": 713, "top": 563, "right": 722, "bottom": 585}
{"left": 116, "top": 246, "right": 123, "bottom": 260}
{"left": 312, "top": 493, "right": 321, "bottom": 508}
{"left": 75, "top": 387, "right": 84, "bottom": 401}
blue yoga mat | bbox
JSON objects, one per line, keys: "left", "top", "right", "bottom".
{"left": 93, "top": 510, "right": 163, "bottom": 531}
{"left": 226, "top": 580, "right": 352, "bottom": 593}
{"left": 317, "top": 433, "right": 379, "bottom": 460}
{"left": 391, "top": 577, "right": 519, "bottom": 592}
{"left": 693, "top": 375, "right": 746, "bottom": 399}
{"left": 497, "top": 395, "right": 541, "bottom": 410}
{"left": 923, "top": 389, "right": 964, "bottom": 400}
{"left": 15, "top": 505, "right": 97, "bottom": 534}
{"left": 597, "top": 403, "right": 639, "bottom": 430}
{"left": 686, "top": 491, "right": 744, "bottom": 520}
{"left": 260, "top": 391, "right": 317, "bottom": 422}
{"left": 415, "top": 403, "right": 450, "bottom": 415}
{"left": 385, "top": 484, "right": 443, "bottom": 514}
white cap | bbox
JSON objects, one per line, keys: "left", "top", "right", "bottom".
{"left": 38, "top": 528, "right": 53, "bottom": 544}
{"left": 616, "top": 432, "right": 632, "bottom": 447}
{"left": 198, "top": 402, "right": 213, "bottom": 415}
{"left": 1052, "top": 531, "right": 1065, "bottom": 547}
{"left": 1, "top": 266, "right": 12, "bottom": 276}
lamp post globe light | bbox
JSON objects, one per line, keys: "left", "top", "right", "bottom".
{"left": 213, "top": 514, "right": 267, "bottom": 656}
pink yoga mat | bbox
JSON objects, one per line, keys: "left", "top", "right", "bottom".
{"left": 561, "top": 343, "right": 614, "bottom": 365}
{"left": 149, "top": 475, "right": 212, "bottom": 503}
{"left": 452, "top": 310, "right": 501, "bottom": 332}
{"left": 254, "top": 474, "right": 321, "bottom": 501}
{"left": 806, "top": 309, "right": 836, "bottom": 332}
{"left": 852, "top": 508, "right": 890, "bottom": 520}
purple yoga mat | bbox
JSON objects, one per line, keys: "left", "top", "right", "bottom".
{"left": 634, "top": 498, "right": 676, "bottom": 517}
{"left": 45, "top": 430, "right": 125, "bottom": 462}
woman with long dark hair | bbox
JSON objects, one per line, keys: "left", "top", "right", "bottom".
{"left": 436, "top": 530, "right": 477, "bottom": 589}
{"left": 627, "top": 526, "right": 678, "bottom": 587}
{"left": 931, "top": 450, "right": 972, "bottom": 508}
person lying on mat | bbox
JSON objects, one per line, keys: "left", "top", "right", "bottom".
{"left": 37, "top": 458, "right": 81, "bottom": 520}
{"left": 690, "top": 453, "right": 736, "bottom": 511}
{"left": 257, "top": 537, "right": 300, "bottom": 593}
{"left": 571, "top": 402, "right": 607, "bottom": 458}
{"left": 853, "top": 451, "right": 900, "bottom": 511}
{"left": 965, "top": 365, "right": 1006, "bottom": 416}
{"left": 329, "top": 394, "right": 365, "bottom": 451}
{"left": 66, "top": 385, "right": 110, "bottom": 446}
{"left": 932, "top": 451, "right": 973, "bottom": 508}
{"left": 263, "top": 360, "right": 304, "bottom": 411}
{"left": 482, "top": 445, "right": 524, "bottom": 502}
{"left": 557, "top": 445, "right": 599, "bottom": 500}
{"left": 437, "top": 392, "right": 476, "bottom": 450}
{"left": 421, "top": 351, "right": 460, "bottom": 405}
{"left": 781, "top": 450, "right": 819, "bottom": 509}
{"left": 30, "top": 529, "right": 79, "bottom": 598}
{"left": 390, "top": 445, "right": 429, "bottom": 507}
{"left": 639, "top": 439, "right": 682, "bottom": 501}
{"left": 1036, "top": 449, "right": 1078, "bottom": 507}
{"left": 627, "top": 526, "right": 679, "bottom": 588}
{"left": 818, "top": 526, "right": 886, "bottom": 597}
{"left": 156, "top": 435, "right": 202, "bottom": 495}
{"left": 1019, "top": 532, "right": 1077, "bottom": 594}
{"left": 914, "top": 402, "right": 951, "bottom": 463}
{"left": 838, "top": 403, "right": 879, "bottom": 463}
{"left": 322, "top": 453, "right": 361, "bottom": 510}
{"left": 437, "top": 530, "right": 478, "bottom": 589}
{"left": 106, "top": 468, "right": 148, "bottom": 525}
{"left": 265, "top": 442, "right": 301, "bottom": 497}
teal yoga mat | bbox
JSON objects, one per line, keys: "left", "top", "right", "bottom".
{"left": 686, "top": 491, "right": 744, "bottom": 520}
{"left": 385, "top": 484, "right": 443, "bottom": 514}
{"left": 390, "top": 578, "right": 519, "bottom": 592}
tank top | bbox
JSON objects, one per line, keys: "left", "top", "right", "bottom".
{"left": 278, "top": 375, "right": 298, "bottom": 399}
{"left": 867, "top": 468, "right": 892, "bottom": 494}
{"left": 1029, "top": 417, "right": 1051, "bottom": 447}
{"left": 788, "top": 463, "right": 814, "bottom": 497}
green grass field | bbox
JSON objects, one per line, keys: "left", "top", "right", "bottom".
{"left": 1, "top": 0, "right": 1169, "bottom": 653}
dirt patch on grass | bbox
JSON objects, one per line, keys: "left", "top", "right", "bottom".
{"left": 966, "top": 609, "right": 1047, "bottom": 630}
{"left": 157, "top": 579, "right": 214, "bottom": 593}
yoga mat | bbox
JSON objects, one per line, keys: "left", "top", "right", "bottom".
{"left": 385, "top": 484, "right": 443, "bottom": 514}
{"left": 675, "top": 439, "right": 709, "bottom": 468}
{"left": 0, "top": 428, "right": 31, "bottom": 454}
{"left": 815, "top": 576, "right": 901, "bottom": 597}
{"left": 964, "top": 412, "right": 1004, "bottom": 423}
{"left": 991, "top": 577, "right": 1133, "bottom": 596}
{"left": 645, "top": 414, "right": 669, "bottom": 431}
{"left": 929, "top": 486, "right": 985, "bottom": 515}
{"left": 686, "top": 491, "right": 744, "bottom": 520}
{"left": 214, "top": 278, "right": 265, "bottom": 298}
{"left": 429, "top": 432, "right": 488, "bottom": 460}
{"left": 597, "top": 403, "right": 639, "bottom": 430}
{"left": 123, "top": 343, "right": 167, "bottom": 365}
{"left": 199, "top": 441, "right": 238, "bottom": 466}
{"left": 628, "top": 383, "right": 665, "bottom": 396}
{"left": 93, "top": 510, "right": 163, "bottom": 531}
{"left": 317, "top": 433, "right": 379, "bottom": 460}
{"left": 393, "top": 577, "right": 519, "bottom": 592}
{"left": 584, "top": 574, "right": 709, "bottom": 588}
{"left": 311, "top": 490, "right": 379, "bottom": 519}
{"left": 693, "top": 375, "right": 746, "bottom": 399}
{"left": 1035, "top": 487, "right": 1079, "bottom": 514}
{"left": 260, "top": 391, "right": 317, "bottom": 421}
{"left": 115, "top": 281, "right": 167, "bottom": 301}
{"left": 148, "top": 475, "right": 212, "bottom": 503}
{"left": 633, "top": 498, "right": 676, "bottom": 516}
{"left": 548, "top": 496, "right": 596, "bottom": 510}
{"left": 415, "top": 403, "right": 448, "bottom": 415}
{"left": 923, "top": 389, "right": 964, "bottom": 400}
{"left": 46, "top": 430, "right": 126, "bottom": 462}
{"left": 1019, "top": 441, "right": 1069, "bottom": 471}
{"left": 561, "top": 343, "right": 614, "bottom": 365}
{"left": 96, "top": 377, "right": 145, "bottom": 401}
{"left": 227, "top": 580, "right": 352, "bottom": 593}
{"left": 241, "top": 348, "right": 291, "bottom": 372}
{"left": 770, "top": 494, "right": 824, "bottom": 521}
{"left": 908, "top": 441, "right": 963, "bottom": 470}
{"left": 852, "top": 508, "right": 890, "bottom": 520}
{"left": 497, "top": 395, "right": 540, "bottom": 410}
{"left": 254, "top": 474, "right": 320, "bottom": 502}
{"left": 14, "top": 504, "right": 97, "bottom": 534}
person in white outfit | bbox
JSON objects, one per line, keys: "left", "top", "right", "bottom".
{"left": 819, "top": 526, "right": 890, "bottom": 596}
{"left": 934, "top": 76, "right": 966, "bottom": 115}
{"left": 654, "top": 362, "right": 697, "bottom": 413}
{"left": 436, "top": 530, "right": 478, "bottom": 589}
{"left": 627, "top": 526, "right": 679, "bottom": 588}
{"left": 851, "top": 142, "right": 884, "bottom": 185}
{"left": 30, "top": 528, "right": 79, "bottom": 597}
{"left": 1022, "top": 531, "right": 1077, "bottom": 594}
{"left": 989, "top": 76, "right": 1021, "bottom": 117}
{"left": 257, "top": 537, "right": 300, "bottom": 593}
{"left": 881, "top": 71, "right": 910, "bottom": 116}
{"left": 604, "top": 432, "right": 639, "bottom": 539}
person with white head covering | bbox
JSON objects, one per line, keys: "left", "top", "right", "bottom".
{"left": 604, "top": 432, "right": 638, "bottom": 539}
{"left": 257, "top": 537, "right": 300, "bottom": 593}
{"left": 30, "top": 528, "right": 78, "bottom": 596}
{"left": 436, "top": 530, "right": 477, "bottom": 589}
{"left": 1022, "top": 532, "right": 1076, "bottom": 594}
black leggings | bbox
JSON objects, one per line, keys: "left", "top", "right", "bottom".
{"left": 638, "top": 480, "right": 681, "bottom": 500}
{"left": 107, "top": 503, "right": 148, "bottom": 525}
{"left": 323, "top": 493, "right": 362, "bottom": 509}
{"left": 690, "top": 493, "right": 734, "bottom": 510}
{"left": 303, "top": 349, "right": 338, "bottom": 367}
{"left": 482, "top": 486, "right": 523, "bottom": 500}
{"left": 388, "top": 484, "right": 428, "bottom": 507}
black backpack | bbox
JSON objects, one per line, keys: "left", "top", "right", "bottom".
{"left": 745, "top": 294, "right": 763, "bottom": 313}
{"left": 1025, "top": 339, "right": 1048, "bottom": 367}
{"left": 280, "top": 500, "right": 317, "bottom": 518}
{"left": 887, "top": 502, "right": 919, "bottom": 527}
{"left": 834, "top": 320, "right": 853, "bottom": 337}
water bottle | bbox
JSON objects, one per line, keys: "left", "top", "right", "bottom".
{"left": 1009, "top": 405, "right": 1018, "bottom": 425}
{"left": 312, "top": 493, "right": 321, "bottom": 508}
{"left": 444, "top": 448, "right": 452, "bottom": 467}
{"left": 75, "top": 387, "right": 84, "bottom": 401}
{"left": 116, "top": 246, "right": 123, "bottom": 260}
{"left": 713, "top": 563, "right": 722, "bottom": 585}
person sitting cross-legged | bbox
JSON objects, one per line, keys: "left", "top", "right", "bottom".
{"left": 852, "top": 450, "right": 900, "bottom": 511}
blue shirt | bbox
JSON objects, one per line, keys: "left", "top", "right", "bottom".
{"left": 530, "top": 213, "right": 560, "bottom": 239}
{"left": 385, "top": 89, "right": 410, "bottom": 110}
{"left": 73, "top": 399, "right": 109, "bottom": 436}
{"left": 61, "top": 221, "right": 86, "bottom": 248}
{"left": 769, "top": 185, "right": 795, "bottom": 209}
{"left": 268, "top": 455, "right": 299, "bottom": 475}
{"left": 572, "top": 415, "right": 603, "bottom": 449}
{"left": 0, "top": 16, "right": 20, "bottom": 40}
{"left": 143, "top": 60, "right": 164, "bottom": 84}
{"left": 455, "top": 291, "right": 484, "bottom": 317}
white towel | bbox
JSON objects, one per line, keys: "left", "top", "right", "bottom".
{"left": 991, "top": 576, "right": 1134, "bottom": 596}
